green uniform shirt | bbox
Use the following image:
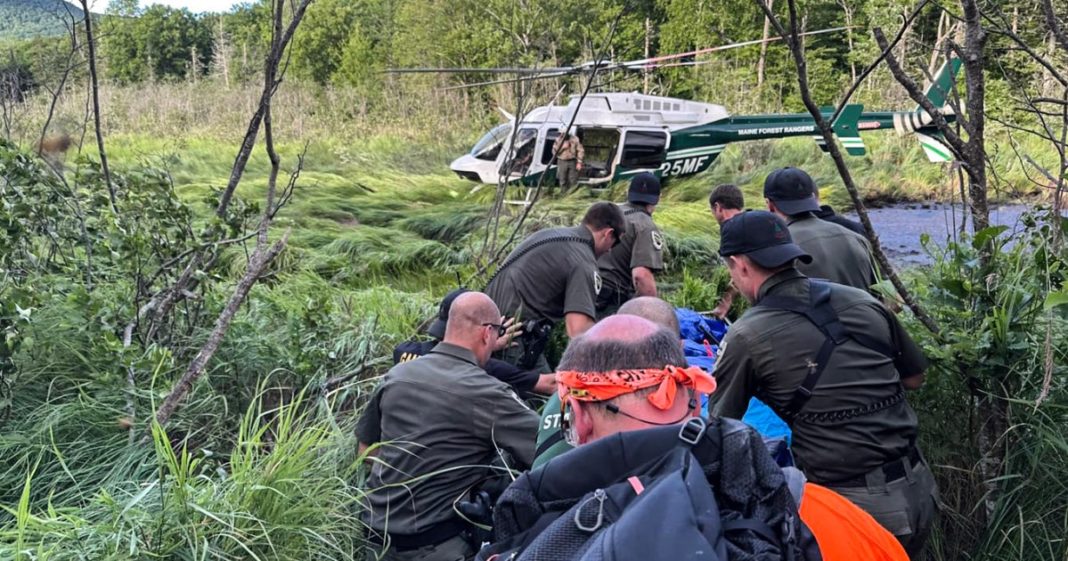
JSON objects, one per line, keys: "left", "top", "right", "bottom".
{"left": 486, "top": 225, "right": 600, "bottom": 324}
{"left": 597, "top": 203, "right": 665, "bottom": 303}
{"left": 788, "top": 213, "right": 878, "bottom": 292}
{"left": 357, "top": 343, "right": 539, "bottom": 536}
{"left": 532, "top": 393, "right": 570, "bottom": 468}
{"left": 710, "top": 269, "right": 928, "bottom": 484}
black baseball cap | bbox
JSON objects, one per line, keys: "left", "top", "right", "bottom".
{"left": 763, "top": 167, "right": 820, "bottom": 215}
{"left": 718, "top": 210, "right": 812, "bottom": 268}
{"left": 628, "top": 172, "right": 661, "bottom": 205}
{"left": 426, "top": 288, "right": 470, "bottom": 339}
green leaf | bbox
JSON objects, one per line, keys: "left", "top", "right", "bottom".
{"left": 1044, "top": 288, "right": 1068, "bottom": 311}
{"left": 972, "top": 225, "right": 1009, "bottom": 250}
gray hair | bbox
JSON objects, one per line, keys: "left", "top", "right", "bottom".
{"left": 558, "top": 327, "right": 686, "bottom": 372}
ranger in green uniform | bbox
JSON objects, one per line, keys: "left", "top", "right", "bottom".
{"left": 764, "top": 167, "right": 878, "bottom": 292}
{"left": 596, "top": 172, "right": 666, "bottom": 315}
{"left": 486, "top": 202, "right": 625, "bottom": 372}
{"left": 357, "top": 292, "right": 539, "bottom": 561}
{"left": 709, "top": 211, "right": 937, "bottom": 559}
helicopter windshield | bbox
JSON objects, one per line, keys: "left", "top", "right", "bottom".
{"left": 471, "top": 123, "right": 512, "bottom": 161}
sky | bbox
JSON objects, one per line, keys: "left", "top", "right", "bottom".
{"left": 101, "top": 0, "right": 245, "bottom": 13}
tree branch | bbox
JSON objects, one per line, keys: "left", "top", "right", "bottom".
{"left": 215, "top": 0, "right": 312, "bottom": 218}
{"left": 78, "top": 0, "right": 118, "bottom": 214}
{"left": 755, "top": 0, "right": 942, "bottom": 335}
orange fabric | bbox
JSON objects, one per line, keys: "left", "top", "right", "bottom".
{"left": 800, "top": 483, "right": 909, "bottom": 561}
{"left": 556, "top": 365, "right": 716, "bottom": 410}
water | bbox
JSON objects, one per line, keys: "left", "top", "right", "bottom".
{"left": 843, "top": 203, "right": 1062, "bottom": 266}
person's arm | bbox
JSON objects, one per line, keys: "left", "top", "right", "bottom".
{"left": 533, "top": 373, "right": 557, "bottom": 394}
{"left": 632, "top": 266, "right": 657, "bottom": 297}
{"left": 485, "top": 389, "right": 541, "bottom": 469}
{"left": 355, "top": 385, "right": 386, "bottom": 462}
{"left": 883, "top": 304, "right": 929, "bottom": 389}
{"left": 565, "top": 312, "right": 595, "bottom": 338}
{"left": 711, "top": 286, "right": 737, "bottom": 319}
{"left": 563, "top": 263, "right": 599, "bottom": 338}
{"left": 629, "top": 224, "right": 664, "bottom": 298}
{"left": 708, "top": 331, "right": 757, "bottom": 419}
{"left": 576, "top": 139, "right": 585, "bottom": 169}
{"left": 902, "top": 374, "right": 925, "bottom": 390}
{"left": 358, "top": 441, "right": 378, "bottom": 459}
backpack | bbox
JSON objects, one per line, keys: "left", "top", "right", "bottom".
{"left": 478, "top": 417, "right": 822, "bottom": 561}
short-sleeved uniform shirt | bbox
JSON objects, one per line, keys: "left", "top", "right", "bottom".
{"left": 788, "top": 213, "right": 878, "bottom": 292}
{"left": 485, "top": 225, "right": 600, "bottom": 325}
{"left": 393, "top": 339, "right": 540, "bottom": 394}
{"left": 710, "top": 269, "right": 928, "bottom": 484}
{"left": 597, "top": 203, "right": 665, "bottom": 306}
{"left": 356, "top": 343, "right": 539, "bottom": 536}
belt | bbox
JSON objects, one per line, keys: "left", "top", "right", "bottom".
{"left": 367, "top": 518, "right": 467, "bottom": 551}
{"left": 825, "top": 447, "right": 923, "bottom": 488}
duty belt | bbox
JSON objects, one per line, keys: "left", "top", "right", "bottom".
{"left": 794, "top": 389, "right": 906, "bottom": 425}
{"left": 366, "top": 518, "right": 468, "bottom": 551}
{"left": 823, "top": 446, "right": 923, "bottom": 488}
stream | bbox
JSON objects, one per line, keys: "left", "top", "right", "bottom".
{"left": 842, "top": 203, "right": 1063, "bottom": 266}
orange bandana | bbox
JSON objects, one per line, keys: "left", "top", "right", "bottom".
{"left": 557, "top": 365, "right": 717, "bottom": 411}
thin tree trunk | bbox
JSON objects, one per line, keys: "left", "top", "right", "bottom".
{"left": 755, "top": 0, "right": 942, "bottom": 335}
{"left": 79, "top": 0, "right": 118, "bottom": 214}
{"left": 757, "top": 0, "right": 773, "bottom": 87}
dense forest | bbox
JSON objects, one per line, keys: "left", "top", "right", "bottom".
{"left": 1, "top": 0, "right": 1066, "bottom": 560}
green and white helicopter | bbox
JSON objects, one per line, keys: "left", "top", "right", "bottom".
{"left": 392, "top": 36, "right": 959, "bottom": 190}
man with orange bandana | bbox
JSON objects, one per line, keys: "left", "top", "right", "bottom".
{"left": 482, "top": 315, "right": 907, "bottom": 561}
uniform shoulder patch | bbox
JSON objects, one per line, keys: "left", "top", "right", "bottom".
{"left": 593, "top": 271, "right": 603, "bottom": 295}
{"left": 651, "top": 230, "right": 664, "bottom": 251}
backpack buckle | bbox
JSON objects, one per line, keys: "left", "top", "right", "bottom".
{"left": 678, "top": 417, "right": 707, "bottom": 446}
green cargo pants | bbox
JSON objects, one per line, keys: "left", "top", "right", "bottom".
{"left": 828, "top": 454, "right": 939, "bottom": 560}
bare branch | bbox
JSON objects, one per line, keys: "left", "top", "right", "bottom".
{"left": 831, "top": 0, "right": 929, "bottom": 123}
{"left": 1041, "top": 0, "right": 1068, "bottom": 54}
{"left": 154, "top": 231, "right": 290, "bottom": 426}
{"left": 154, "top": 0, "right": 310, "bottom": 427}
{"left": 78, "top": 0, "right": 118, "bottom": 214}
{"left": 754, "top": 0, "right": 942, "bottom": 335}
{"left": 215, "top": 0, "right": 313, "bottom": 217}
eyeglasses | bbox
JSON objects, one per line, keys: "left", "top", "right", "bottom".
{"left": 560, "top": 399, "right": 581, "bottom": 446}
{"left": 482, "top": 322, "right": 508, "bottom": 337}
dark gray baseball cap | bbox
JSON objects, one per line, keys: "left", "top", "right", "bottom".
{"left": 719, "top": 210, "right": 812, "bottom": 268}
{"left": 763, "top": 167, "right": 820, "bottom": 215}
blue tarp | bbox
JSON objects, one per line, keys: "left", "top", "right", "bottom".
{"left": 676, "top": 307, "right": 792, "bottom": 445}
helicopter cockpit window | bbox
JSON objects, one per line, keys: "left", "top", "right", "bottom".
{"left": 619, "top": 130, "right": 668, "bottom": 169}
{"left": 471, "top": 123, "right": 511, "bottom": 161}
{"left": 504, "top": 128, "right": 538, "bottom": 175}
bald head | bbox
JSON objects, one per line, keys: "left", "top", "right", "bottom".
{"left": 445, "top": 292, "right": 499, "bottom": 335}
{"left": 559, "top": 315, "right": 686, "bottom": 372}
{"left": 618, "top": 297, "right": 680, "bottom": 335}
{"left": 442, "top": 292, "right": 501, "bottom": 365}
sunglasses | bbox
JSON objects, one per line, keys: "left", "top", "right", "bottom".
{"left": 482, "top": 322, "right": 508, "bottom": 337}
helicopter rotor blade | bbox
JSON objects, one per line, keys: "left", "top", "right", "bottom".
{"left": 384, "top": 66, "right": 575, "bottom": 75}
{"left": 391, "top": 26, "right": 850, "bottom": 89}
{"left": 621, "top": 26, "right": 851, "bottom": 69}
{"left": 439, "top": 70, "right": 578, "bottom": 91}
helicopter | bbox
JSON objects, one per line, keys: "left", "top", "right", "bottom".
{"left": 390, "top": 33, "right": 960, "bottom": 191}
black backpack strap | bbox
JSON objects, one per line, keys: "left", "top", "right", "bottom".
{"left": 759, "top": 281, "right": 845, "bottom": 419}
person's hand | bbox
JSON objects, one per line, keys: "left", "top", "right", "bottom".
{"left": 710, "top": 300, "right": 730, "bottom": 319}
{"left": 576, "top": 162, "right": 584, "bottom": 171}
{"left": 493, "top": 316, "right": 523, "bottom": 352}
